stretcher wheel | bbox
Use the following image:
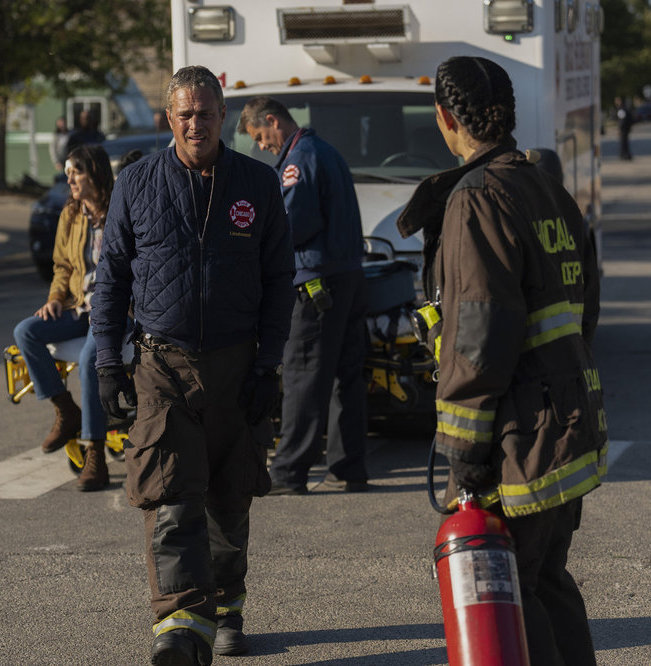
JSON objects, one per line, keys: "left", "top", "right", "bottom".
{"left": 65, "top": 439, "right": 86, "bottom": 475}
{"left": 106, "top": 429, "right": 127, "bottom": 461}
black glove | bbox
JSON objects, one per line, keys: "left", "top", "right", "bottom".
{"left": 97, "top": 365, "right": 137, "bottom": 420}
{"left": 449, "top": 458, "right": 497, "bottom": 492}
{"left": 239, "top": 368, "right": 280, "bottom": 426}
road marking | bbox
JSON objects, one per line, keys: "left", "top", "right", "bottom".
{"left": 0, "top": 446, "right": 75, "bottom": 499}
{"left": 607, "top": 440, "right": 635, "bottom": 468}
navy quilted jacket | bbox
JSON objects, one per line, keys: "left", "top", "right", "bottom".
{"left": 92, "top": 144, "right": 296, "bottom": 368}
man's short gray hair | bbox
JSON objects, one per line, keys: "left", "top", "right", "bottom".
{"left": 166, "top": 66, "right": 224, "bottom": 110}
{"left": 237, "top": 96, "right": 294, "bottom": 134}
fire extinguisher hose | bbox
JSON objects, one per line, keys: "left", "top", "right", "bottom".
{"left": 427, "top": 437, "right": 501, "bottom": 515}
{"left": 427, "top": 437, "right": 455, "bottom": 515}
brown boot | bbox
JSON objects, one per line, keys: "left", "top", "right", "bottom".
{"left": 77, "top": 440, "right": 109, "bottom": 492}
{"left": 41, "top": 391, "right": 81, "bottom": 453}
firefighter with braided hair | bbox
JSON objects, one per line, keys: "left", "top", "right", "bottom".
{"left": 397, "top": 56, "right": 607, "bottom": 665}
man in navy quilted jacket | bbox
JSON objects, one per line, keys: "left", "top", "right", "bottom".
{"left": 238, "top": 97, "right": 369, "bottom": 496}
{"left": 91, "top": 67, "right": 295, "bottom": 666}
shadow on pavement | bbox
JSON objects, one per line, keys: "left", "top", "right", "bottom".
{"left": 590, "top": 616, "right": 651, "bottom": 650}
{"left": 298, "top": 651, "right": 448, "bottom": 665}
{"left": 245, "top": 622, "right": 446, "bottom": 663}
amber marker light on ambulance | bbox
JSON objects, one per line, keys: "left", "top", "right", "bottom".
{"left": 233, "top": 80, "right": 247, "bottom": 89}
{"left": 418, "top": 75, "right": 431, "bottom": 85}
{"left": 288, "top": 77, "right": 301, "bottom": 86}
{"left": 323, "top": 75, "right": 336, "bottom": 85}
{"left": 359, "top": 74, "right": 372, "bottom": 84}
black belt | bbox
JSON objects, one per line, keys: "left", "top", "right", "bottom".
{"left": 136, "top": 332, "right": 176, "bottom": 350}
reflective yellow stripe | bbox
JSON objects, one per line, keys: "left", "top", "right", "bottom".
{"left": 436, "top": 399, "right": 495, "bottom": 443}
{"left": 438, "top": 422, "right": 493, "bottom": 442}
{"left": 523, "top": 301, "right": 582, "bottom": 350}
{"left": 499, "top": 441, "right": 609, "bottom": 517}
{"left": 446, "top": 489, "right": 500, "bottom": 512}
{"left": 597, "top": 440, "right": 609, "bottom": 477}
{"left": 216, "top": 593, "right": 246, "bottom": 617}
{"left": 152, "top": 609, "right": 217, "bottom": 646}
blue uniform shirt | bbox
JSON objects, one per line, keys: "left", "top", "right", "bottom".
{"left": 275, "top": 128, "right": 363, "bottom": 285}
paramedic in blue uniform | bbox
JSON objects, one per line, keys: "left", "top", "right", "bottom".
{"left": 91, "top": 68, "right": 295, "bottom": 665}
{"left": 238, "top": 96, "right": 369, "bottom": 495}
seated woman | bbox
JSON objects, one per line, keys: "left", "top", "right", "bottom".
{"left": 13, "top": 144, "right": 115, "bottom": 491}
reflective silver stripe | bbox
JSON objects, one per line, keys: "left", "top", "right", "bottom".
{"left": 499, "top": 447, "right": 605, "bottom": 517}
{"left": 437, "top": 410, "right": 494, "bottom": 435}
{"left": 153, "top": 614, "right": 217, "bottom": 644}
{"left": 216, "top": 594, "right": 245, "bottom": 616}
{"left": 524, "top": 301, "right": 582, "bottom": 350}
{"left": 436, "top": 400, "right": 495, "bottom": 443}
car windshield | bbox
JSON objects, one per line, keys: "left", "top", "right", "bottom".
{"left": 222, "top": 91, "right": 457, "bottom": 181}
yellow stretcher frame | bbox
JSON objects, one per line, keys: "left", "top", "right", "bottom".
{"left": 365, "top": 334, "right": 436, "bottom": 403}
{"left": 4, "top": 344, "right": 75, "bottom": 404}
{"left": 4, "top": 344, "right": 128, "bottom": 470}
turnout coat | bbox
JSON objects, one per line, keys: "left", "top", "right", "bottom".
{"left": 398, "top": 141, "right": 608, "bottom": 517}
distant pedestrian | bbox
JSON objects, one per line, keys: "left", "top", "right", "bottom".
{"left": 614, "top": 96, "right": 633, "bottom": 160}
{"left": 153, "top": 109, "right": 170, "bottom": 131}
{"left": 66, "top": 110, "right": 106, "bottom": 155}
{"left": 117, "top": 149, "right": 143, "bottom": 173}
{"left": 49, "top": 116, "right": 69, "bottom": 172}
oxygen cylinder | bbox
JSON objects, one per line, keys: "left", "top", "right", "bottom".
{"left": 434, "top": 493, "right": 530, "bottom": 666}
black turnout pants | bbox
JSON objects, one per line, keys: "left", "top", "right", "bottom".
{"left": 501, "top": 498, "right": 597, "bottom": 666}
{"left": 125, "top": 337, "right": 269, "bottom": 623}
{"left": 270, "top": 269, "right": 368, "bottom": 488}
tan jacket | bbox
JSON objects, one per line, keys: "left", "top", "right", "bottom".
{"left": 399, "top": 142, "right": 607, "bottom": 517}
{"left": 48, "top": 204, "right": 90, "bottom": 310}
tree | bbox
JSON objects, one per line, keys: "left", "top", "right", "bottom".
{"left": 601, "top": 0, "right": 651, "bottom": 108}
{"left": 0, "top": 0, "right": 171, "bottom": 190}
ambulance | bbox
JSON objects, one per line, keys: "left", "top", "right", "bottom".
{"left": 170, "top": 0, "right": 604, "bottom": 274}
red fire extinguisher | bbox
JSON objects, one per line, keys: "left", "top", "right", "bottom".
{"left": 433, "top": 490, "right": 530, "bottom": 666}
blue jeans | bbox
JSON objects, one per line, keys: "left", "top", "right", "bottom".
{"left": 13, "top": 310, "right": 106, "bottom": 440}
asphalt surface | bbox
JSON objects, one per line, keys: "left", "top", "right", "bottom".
{"left": 0, "top": 126, "right": 649, "bottom": 665}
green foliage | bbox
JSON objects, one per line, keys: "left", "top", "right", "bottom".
{"left": 0, "top": 0, "right": 171, "bottom": 188}
{"left": 0, "top": 0, "right": 170, "bottom": 96}
{"left": 601, "top": 0, "right": 651, "bottom": 106}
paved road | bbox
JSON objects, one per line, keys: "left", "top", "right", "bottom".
{"left": 0, "top": 127, "right": 649, "bottom": 665}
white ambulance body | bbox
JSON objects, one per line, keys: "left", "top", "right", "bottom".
{"left": 171, "top": 0, "right": 603, "bottom": 271}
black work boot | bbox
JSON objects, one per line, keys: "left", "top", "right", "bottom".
{"left": 214, "top": 614, "right": 248, "bottom": 656}
{"left": 151, "top": 628, "right": 213, "bottom": 666}
{"left": 42, "top": 390, "right": 81, "bottom": 453}
{"left": 77, "top": 440, "right": 109, "bottom": 491}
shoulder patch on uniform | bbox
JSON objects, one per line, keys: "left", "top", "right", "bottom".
{"left": 282, "top": 164, "right": 301, "bottom": 187}
{"left": 451, "top": 164, "right": 486, "bottom": 195}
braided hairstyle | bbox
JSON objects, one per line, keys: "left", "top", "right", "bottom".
{"left": 435, "top": 56, "right": 516, "bottom": 144}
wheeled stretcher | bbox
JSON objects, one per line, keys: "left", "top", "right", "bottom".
{"left": 4, "top": 336, "right": 134, "bottom": 474}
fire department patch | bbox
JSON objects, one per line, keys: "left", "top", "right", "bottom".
{"left": 282, "top": 164, "right": 301, "bottom": 187}
{"left": 229, "top": 200, "right": 256, "bottom": 228}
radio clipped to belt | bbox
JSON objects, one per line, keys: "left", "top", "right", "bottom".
{"left": 410, "top": 289, "right": 442, "bottom": 378}
{"left": 304, "top": 278, "right": 333, "bottom": 313}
